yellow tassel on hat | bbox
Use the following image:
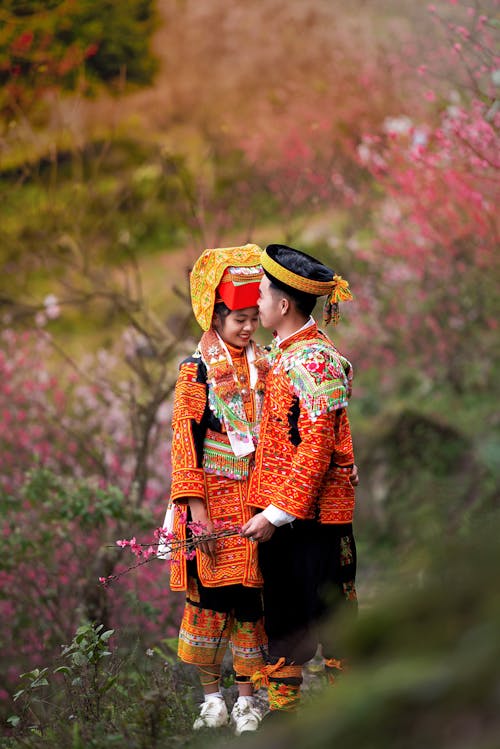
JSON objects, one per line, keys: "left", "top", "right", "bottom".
{"left": 330, "top": 274, "right": 353, "bottom": 304}
{"left": 323, "top": 274, "right": 353, "bottom": 325}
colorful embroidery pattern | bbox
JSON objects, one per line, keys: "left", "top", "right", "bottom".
{"left": 202, "top": 431, "right": 252, "bottom": 480}
{"left": 267, "top": 681, "right": 301, "bottom": 712}
{"left": 172, "top": 361, "right": 206, "bottom": 424}
{"left": 170, "top": 418, "right": 205, "bottom": 502}
{"left": 275, "top": 338, "right": 349, "bottom": 421}
{"left": 190, "top": 244, "right": 262, "bottom": 331}
{"left": 340, "top": 536, "right": 354, "bottom": 566}
{"left": 196, "top": 472, "right": 262, "bottom": 588}
{"left": 169, "top": 342, "right": 267, "bottom": 591}
{"left": 249, "top": 322, "right": 356, "bottom": 523}
{"left": 199, "top": 329, "right": 268, "bottom": 451}
{"left": 177, "top": 601, "right": 266, "bottom": 676}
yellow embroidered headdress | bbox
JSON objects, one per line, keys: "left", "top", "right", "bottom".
{"left": 261, "top": 244, "right": 353, "bottom": 325}
{"left": 190, "top": 244, "right": 263, "bottom": 331}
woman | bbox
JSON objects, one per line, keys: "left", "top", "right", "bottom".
{"left": 167, "top": 244, "right": 269, "bottom": 735}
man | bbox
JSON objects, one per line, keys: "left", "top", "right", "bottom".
{"left": 241, "top": 243, "right": 358, "bottom": 714}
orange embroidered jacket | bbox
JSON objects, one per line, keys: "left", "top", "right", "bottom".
{"left": 248, "top": 323, "right": 355, "bottom": 524}
{"left": 169, "top": 343, "right": 266, "bottom": 591}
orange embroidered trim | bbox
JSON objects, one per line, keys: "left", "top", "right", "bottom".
{"left": 251, "top": 658, "right": 302, "bottom": 690}
{"left": 172, "top": 362, "right": 206, "bottom": 424}
{"left": 262, "top": 249, "right": 353, "bottom": 300}
{"left": 324, "top": 658, "right": 343, "bottom": 670}
{"left": 177, "top": 602, "right": 266, "bottom": 675}
{"left": 262, "top": 250, "right": 334, "bottom": 294}
{"left": 324, "top": 657, "right": 346, "bottom": 685}
{"left": 268, "top": 681, "right": 301, "bottom": 711}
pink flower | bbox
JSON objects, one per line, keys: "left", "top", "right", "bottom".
{"left": 130, "top": 539, "right": 142, "bottom": 556}
{"left": 188, "top": 520, "right": 207, "bottom": 536}
{"left": 305, "top": 359, "right": 325, "bottom": 374}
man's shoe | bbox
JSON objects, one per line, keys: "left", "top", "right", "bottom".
{"left": 193, "top": 695, "right": 229, "bottom": 730}
{"left": 230, "top": 698, "right": 262, "bottom": 735}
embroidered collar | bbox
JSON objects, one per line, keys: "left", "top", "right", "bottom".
{"left": 275, "top": 316, "right": 315, "bottom": 348}
{"left": 198, "top": 329, "right": 268, "bottom": 457}
{"left": 269, "top": 320, "right": 319, "bottom": 365}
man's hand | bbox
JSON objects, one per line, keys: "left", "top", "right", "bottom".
{"left": 241, "top": 513, "right": 276, "bottom": 543}
{"left": 188, "top": 497, "right": 216, "bottom": 561}
{"left": 350, "top": 464, "right": 359, "bottom": 487}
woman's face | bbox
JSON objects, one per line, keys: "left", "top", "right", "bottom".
{"left": 214, "top": 306, "right": 259, "bottom": 348}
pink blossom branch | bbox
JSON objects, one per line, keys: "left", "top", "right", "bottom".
{"left": 100, "top": 524, "right": 242, "bottom": 586}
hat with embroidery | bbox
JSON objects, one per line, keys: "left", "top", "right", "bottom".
{"left": 261, "top": 243, "right": 353, "bottom": 325}
{"left": 190, "top": 244, "right": 263, "bottom": 331}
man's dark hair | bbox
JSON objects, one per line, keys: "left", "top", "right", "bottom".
{"left": 264, "top": 244, "right": 334, "bottom": 318}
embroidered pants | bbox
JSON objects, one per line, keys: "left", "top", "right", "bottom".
{"left": 177, "top": 575, "right": 267, "bottom": 679}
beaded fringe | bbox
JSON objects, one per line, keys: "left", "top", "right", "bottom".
{"left": 202, "top": 437, "right": 251, "bottom": 480}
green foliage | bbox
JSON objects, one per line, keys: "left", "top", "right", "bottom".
{"left": 0, "top": 134, "right": 276, "bottom": 352}
{"left": 58, "top": 622, "right": 114, "bottom": 671}
{"left": 350, "top": 396, "right": 499, "bottom": 568}
{"left": 67, "top": 0, "right": 158, "bottom": 85}
{"left": 225, "top": 511, "right": 500, "bottom": 749}
{"left": 20, "top": 467, "right": 133, "bottom": 525}
{"left": 0, "top": 468, "right": 157, "bottom": 689}
{"left": 0, "top": 0, "right": 158, "bottom": 117}
{"left": 6, "top": 626, "right": 197, "bottom": 748}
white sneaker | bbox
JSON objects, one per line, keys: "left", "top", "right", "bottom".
{"left": 230, "top": 698, "right": 262, "bottom": 735}
{"left": 193, "top": 695, "right": 229, "bottom": 730}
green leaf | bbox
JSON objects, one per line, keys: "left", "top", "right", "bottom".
{"left": 71, "top": 652, "right": 88, "bottom": 667}
{"left": 32, "top": 678, "right": 49, "bottom": 688}
{"left": 99, "top": 675, "right": 118, "bottom": 695}
{"left": 54, "top": 666, "right": 72, "bottom": 675}
{"left": 99, "top": 629, "right": 115, "bottom": 642}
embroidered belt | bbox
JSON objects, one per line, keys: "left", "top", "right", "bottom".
{"left": 202, "top": 429, "right": 252, "bottom": 480}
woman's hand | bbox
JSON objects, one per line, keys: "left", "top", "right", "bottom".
{"left": 188, "top": 498, "right": 216, "bottom": 562}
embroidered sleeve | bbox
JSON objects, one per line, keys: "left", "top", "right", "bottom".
{"left": 170, "top": 359, "right": 207, "bottom": 503}
{"left": 286, "top": 348, "right": 349, "bottom": 420}
{"left": 339, "top": 355, "right": 353, "bottom": 399}
{"left": 172, "top": 360, "right": 207, "bottom": 424}
{"left": 273, "top": 408, "right": 337, "bottom": 518}
{"left": 332, "top": 408, "right": 355, "bottom": 465}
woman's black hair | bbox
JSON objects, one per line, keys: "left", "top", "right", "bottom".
{"left": 213, "top": 301, "right": 231, "bottom": 320}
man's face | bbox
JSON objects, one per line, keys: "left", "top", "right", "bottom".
{"left": 257, "top": 275, "right": 282, "bottom": 330}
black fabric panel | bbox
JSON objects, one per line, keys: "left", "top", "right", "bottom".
{"left": 258, "top": 521, "right": 357, "bottom": 665}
